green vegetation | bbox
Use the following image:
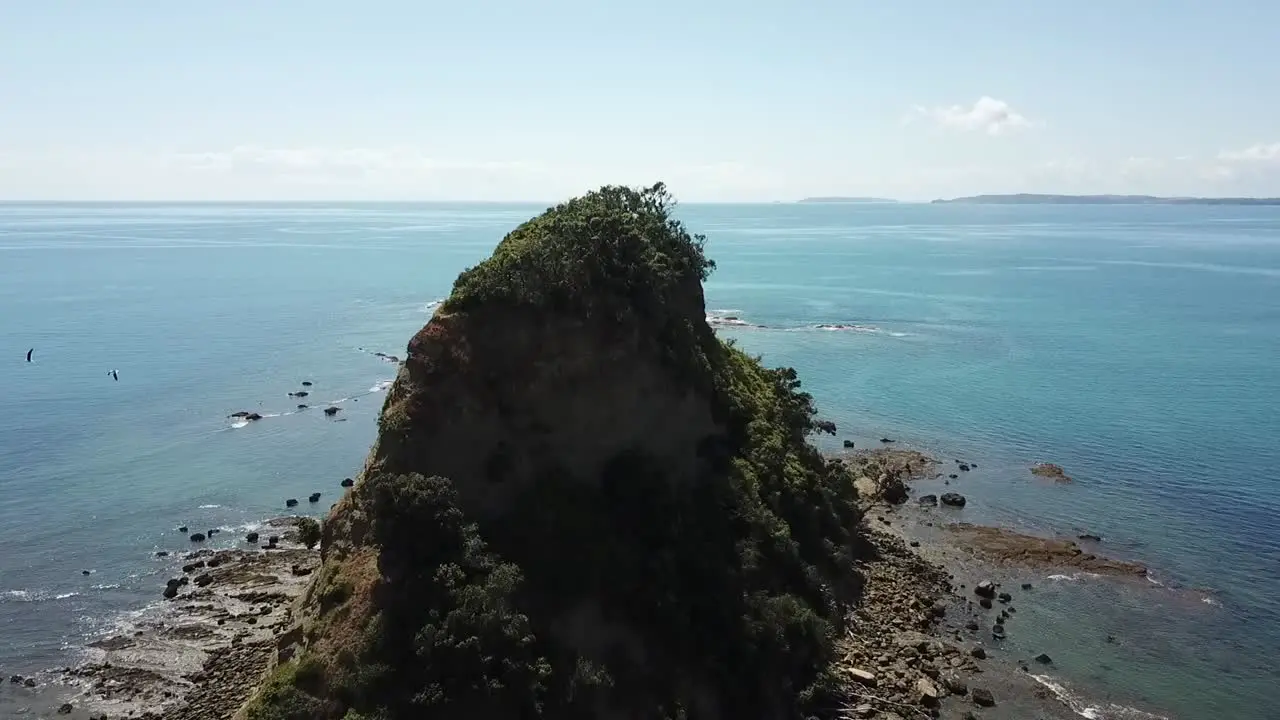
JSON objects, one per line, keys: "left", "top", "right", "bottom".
{"left": 295, "top": 517, "right": 322, "bottom": 550}
{"left": 248, "top": 184, "right": 861, "bottom": 720}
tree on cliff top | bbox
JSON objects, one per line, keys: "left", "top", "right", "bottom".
{"left": 446, "top": 182, "right": 714, "bottom": 322}
{"left": 245, "top": 184, "right": 859, "bottom": 720}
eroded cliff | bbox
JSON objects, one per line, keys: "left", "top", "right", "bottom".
{"left": 243, "top": 184, "right": 864, "bottom": 720}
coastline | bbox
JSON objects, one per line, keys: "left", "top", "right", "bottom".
{"left": 12, "top": 518, "right": 322, "bottom": 720}
{"left": 834, "top": 448, "right": 1176, "bottom": 720}
{"left": 9, "top": 449, "right": 1178, "bottom": 720}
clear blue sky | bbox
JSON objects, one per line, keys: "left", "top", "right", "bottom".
{"left": 3, "top": 1, "right": 1279, "bottom": 201}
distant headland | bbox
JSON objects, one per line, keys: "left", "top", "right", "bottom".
{"left": 797, "top": 196, "right": 899, "bottom": 204}
{"left": 932, "top": 193, "right": 1280, "bottom": 206}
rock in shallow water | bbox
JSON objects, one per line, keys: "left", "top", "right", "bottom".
{"left": 974, "top": 580, "right": 997, "bottom": 598}
{"left": 972, "top": 687, "right": 996, "bottom": 706}
{"left": 941, "top": 492, "right": 967, "bottom": 507}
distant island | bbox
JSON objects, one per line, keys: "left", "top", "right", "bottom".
{"left": 798, "top": 196, "right": 899, "bottom": 204}
{"left": 932, "top": 194, "right": 1280, "bottom": 206}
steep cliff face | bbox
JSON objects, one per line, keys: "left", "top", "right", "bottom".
{"left": 245, "top": 184, "right": 863, "bottom": 720}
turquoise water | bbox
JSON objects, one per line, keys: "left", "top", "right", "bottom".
{"left": 1, "top": 202, "right": 1277, "bottom": 719}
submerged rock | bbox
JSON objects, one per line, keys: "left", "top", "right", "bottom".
{"left": 918, "top": 494, "right": 938, "bottom": 506}
{"left": 842, "top": 439, "right": 855, "bottom": 448}
{"left": 1031, "top": 462, "right": 1071, "bottom": 482}
{"left": 323, "top": 406, "right": 340, "bottom": 416}
{"left": 941, "top": 492, "right": 967, "bottom": 507}
{"left": 189, "top": 533, "right": 206, "bottom": 543}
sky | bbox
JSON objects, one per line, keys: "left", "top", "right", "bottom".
{"left": 2, "top": 1, "right": 1280, "bottom": 202}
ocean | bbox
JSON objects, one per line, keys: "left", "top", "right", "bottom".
{"left": 0, "top": 201, "right": 1276, "bottom": 719}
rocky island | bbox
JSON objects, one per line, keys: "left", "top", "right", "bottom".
{"left": 49, "top": 184, "right": 1157, "bottom": 720}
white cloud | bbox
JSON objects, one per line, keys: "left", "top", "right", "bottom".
{"left": 1217, "top": 142, "right": 1280, "bottom": 163}
{"left": 907, "top": 96, "right": 1034, "bottom": 136}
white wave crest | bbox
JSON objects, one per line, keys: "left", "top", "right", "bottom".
{"left": 1032, "top": 674, "right": 1169, "bottom": 720}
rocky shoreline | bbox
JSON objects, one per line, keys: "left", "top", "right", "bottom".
{"left": 44, "top": 518, "right": 319, "bottom": 720}
{"left": 831, "top": 447, "right": 1176, "bottom": 720}
{"left": 27, "top": 447, "right": 1168, "bottom": 720}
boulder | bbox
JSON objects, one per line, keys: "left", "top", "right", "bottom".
{"left": 974, "top": 580, "right": 997, "bottom": 598}
{"left": 918, "top": 494, "right": 938, "bottom": 506}
{"left": 155, "top": 551, "right": 169, "bottom": 557}
{"left": 302, "top": 381, "right": 313, "bottom": 386}
{"left": 323, "top": 406, "right": 341, "bottom": 416}
{"left": 998, "top": 592, "right": 1012, "bottom": 603}
{"left": 969, "top": 646, "right": 986, "bottom": 659}
{"left": 948, "top": 473, "right": 958, "bottom": 479}
{"left": 848, "top": 667, "right": 877, "bottom": 687}
{"left": 58, "top": 703, "right": 74, "bottom": 715}
{"left": 958, "top": 463, "right": 970, "bottom": 472}
{"left": 842, "top": 440, "right": 855, "bottom": 448}
{"left": 194, "top": 573, "right": 213, "bottom": 587}
{"left": 23, "top": 677, "right": 35, "bottom": 687}
{"left": 340, "top": 477, "right": 354, "bottom": 488}
{"left": 940, "top": 492, "right": 967, "bottom": 507}
{"left": 915, "top": 677, "right": 941, "bottom": 706}
{"left": 1078, "top": 533, "right": 1102, "bottom": 542}
{"left": 943, "top": 674, "right": 968, "bottom": 695}
{"left": 177, "top": 526, "right": 188, "bottom": 533}
{"left": 267, "top": 535, "right": 280, "bottom": 546}
{"left": 246, "top": 532, "right": 259, "bottom": 543}
{"left": 291, "top": 391, "right": 309, "bottom": 398}
{"left": 285, "top": 498, "right": 298, "bottom": 508}
{"left": 1035, "top": 653, "right": 1053, "bottom": 664}
{"left": 189, "top": 533, "right": 206, "bottom": 543}
{"left": 979, "top": 597, "right": 993, "bottom": 609}
{"left": 991, "top": 625, "right": 1006, "bottom": 640}
{"left": 297, "top": 404, "right": 308, "bottom": 410}
{"left": 1021, "top": 582, "right": 1033, "bottom": 590}
{"left": 309, "top": 492, "right": 322, "bottom": 503}
{"left": 972, "top": 688, "right": 996, "bottom": 707}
